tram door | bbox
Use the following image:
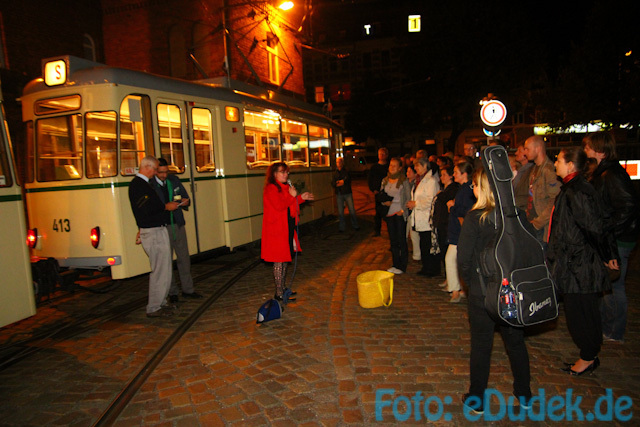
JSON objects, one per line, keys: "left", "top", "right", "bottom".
{"left": 0, "top": 90, "right": 36, "bottom": 327}
{"left": 156, "top": 101, "right": 225, "bottom": 254}
{"left": 185, "top": 104, "right": 225, "bottom": 252}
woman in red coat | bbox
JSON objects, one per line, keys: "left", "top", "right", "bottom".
{"left": 261, "top": 162, "right": 314, "bottom": 303}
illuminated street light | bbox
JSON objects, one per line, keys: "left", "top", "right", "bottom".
{"left": 278, "top": 1, "right": 293, "bottom": 10}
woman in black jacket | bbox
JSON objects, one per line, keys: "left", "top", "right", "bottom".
{"left": 457, "top": 168, "right": 531, "bottom": 414}
{"left": 547, "top": 147, "right": 618, "bottom": 375}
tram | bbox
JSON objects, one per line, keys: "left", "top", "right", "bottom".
{"left": 0, "top": 81, "right": 36, "bottom": 327}
{"left": 21, "top": 56, "right": 340, "bottom": 280}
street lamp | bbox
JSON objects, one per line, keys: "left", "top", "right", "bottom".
{"left": 278, "top": 1, "right": 294, "bottom": 10}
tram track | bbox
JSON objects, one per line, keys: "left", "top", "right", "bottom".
{"left": 92, "top": 257, "right": 261, "bottom": 427}
{"left": 0, "top": 253, "right": 257, "bottom": 372}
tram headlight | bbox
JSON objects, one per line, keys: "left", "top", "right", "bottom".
{"left": 27, "top": 228, "right": 38, "bottom": 249}
{"left": 90, "top": 226, "right": 100, "bottom": 249}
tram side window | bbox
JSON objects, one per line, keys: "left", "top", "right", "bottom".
{"left": 192, "top": 108, "right": 215, "bottom": 172}
{"left": 309, "top": 125, "right": 330, "bottom": 167}
{"left": 120, "top": 95, "right": 152, "bottom": 175}
{"left": 36, "top": 114, "right": 83, "bottom": 181}
{"left": 158, "top": 103, "right": 185, "bottom": 173}
{"left": 282, "top": 118, "right": 308, "bottom": 167}
{"left": 244, "top": 110, "right": 281, "bottom": 168}
{"left": 86, "top": 111, "right": 117, "bottom": 178}
{"left": 0, "top": 127, "right": 12, "bottom": 187}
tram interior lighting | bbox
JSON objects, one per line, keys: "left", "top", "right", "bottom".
{"left": 27, "top": 228, "right": 38, "bottom": 249}
{"left": 90, "top": 226, "right": 100, "bottom": 249}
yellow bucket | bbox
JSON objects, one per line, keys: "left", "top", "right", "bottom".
{"left": 357, "top": 270, "right": 394, "bottom": 308}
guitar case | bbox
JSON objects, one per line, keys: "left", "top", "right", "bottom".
{"left": 479, "top": 145, "right": 558, "bottom": 327}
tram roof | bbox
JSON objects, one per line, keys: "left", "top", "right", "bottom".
{"left": 23, "top": 56, "right": 339, "bottom": 127}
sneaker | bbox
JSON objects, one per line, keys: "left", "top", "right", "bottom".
{"left": 387, "top": 267, "right": 403, "bottom": 274}
{"left": 517, "top": 396, "right": 532, "bottom": 410}
{"left": 603, "top": 333, "right": 624, "bottom": 343}
{"left": 462, "top": 393, "right": 484, "bottom": 415}
{"left": 438, "top": 281, "right": 447, "bottom": 288}
{"left": 169, "top": 294, "right": 179, "bottom": 303}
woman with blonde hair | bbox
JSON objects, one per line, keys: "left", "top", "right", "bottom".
{"left": 380, "top": 157, "right": 411, "bottom": 274}
{"left": 457, "top": 168, "right": 532, "bottom": 414}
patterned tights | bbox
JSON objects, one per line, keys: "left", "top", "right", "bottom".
{"left": 273, "top": 262, "right": 288, "bottom": 297}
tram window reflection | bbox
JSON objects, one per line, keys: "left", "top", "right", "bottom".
{"left": 282, "top": 118, "right": 308, "bottom": 167}
{"left": 86, "top": 111, "right": 117, "bottom": 178}
{"left": 244, "top": 110, "right": 281, "bottom": 168}
{"left": 309, "top": 125, "right": 330, "bottom": 167}
{"left": 157, "top": 103, "right": 185, "bottom": 173}
{"left": 36, "top": 114, "right": 83, "bottom": 181}
{"left": 120, "top": 95, "right": 152, "bottom": 175}
{"left": 192, "top": 108, "right": 215, "bottom": 172}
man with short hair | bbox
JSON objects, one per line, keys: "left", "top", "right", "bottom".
{"left": 128, "top": 156, "right": 180, "bottom": 317}
{"left": 332, "top": 157, "right": 359, "bottom": 232}
{"left": 463, "top": 142, "right": 478, "bottom": 159}
{"left": 513, "top": 141, "right": 532, "bottom": 180}
{"left": 522, "top": 136, "right": 560, "bottom": 245}
{"left": 154, "top": 158, "right": 203, "bottom": 303}
{"left": 584, "top": 132, "right": 638, "bottom": 343}
{"left": 368, "top": 147, "right": 389, "bottom": 236}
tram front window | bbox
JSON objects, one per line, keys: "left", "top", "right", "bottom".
{"left": 36, "top": 114, "right": 83, "bottom": 181}
{"left": 86, "top": 111, "right": 117, "bottom": 178}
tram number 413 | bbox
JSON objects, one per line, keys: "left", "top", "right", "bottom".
{"left": 53, "top": 218, "right": 71, "bottom": 232}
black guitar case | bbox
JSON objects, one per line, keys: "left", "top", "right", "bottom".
{"left": 479, "top": 145, "right": 558, "bottom": 327}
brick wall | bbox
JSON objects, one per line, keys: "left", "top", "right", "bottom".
{"left": 101, "top": 0, "right": 304, "bottom": 96}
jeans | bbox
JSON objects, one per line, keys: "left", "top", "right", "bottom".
{"left": 384, "top": 214, "right": 408, "bottom": 272}
{"left": 468, "top": 295, "right": 531, "bottom": 402}
{"left": 601, "top": 243, "right": 634, "bottom": 340}
{"left": 336, "top": 192, "right": 359, "bottom": 231}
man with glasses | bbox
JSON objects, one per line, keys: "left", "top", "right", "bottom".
{"left": 129, "top": 156, "right": 180, "bottom": 317}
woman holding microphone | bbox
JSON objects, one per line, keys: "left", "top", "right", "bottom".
{"left": 261, "top": 162, "right": 314, "bottom": 304}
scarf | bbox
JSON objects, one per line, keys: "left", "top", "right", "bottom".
{"left": 386, "top": 171, "right": 406, "bottom": 188}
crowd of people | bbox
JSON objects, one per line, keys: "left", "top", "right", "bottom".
{"left": 128, "top": 131, "right": 637, "bottom": 413}
{"left": 361, "top": 133, "right": 638, "bottom": 413}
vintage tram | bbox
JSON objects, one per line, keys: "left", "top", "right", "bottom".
{"left": 21, "top": 56, "right": 339, "bottom": 280}
{"left": 0, "top": 81, "right": 36, "bottom": 327}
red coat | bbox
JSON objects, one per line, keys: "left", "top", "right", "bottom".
{"left": 261, "top": 181, "right": 305, "bottom": 262}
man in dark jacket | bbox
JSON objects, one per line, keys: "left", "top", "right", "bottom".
{"left": 368, "top": 147, "right": 389, "bottom": 236}
{"left": 584, "top": 132, "right": 639, "bottom": 342}
{"left": 332, "top": 157, "right": 359, "bottom": 232}
{"left": 129, "top": 156, "right": 180, "bottom": 317}
{"left": 154, "top": 158, "right": 203, "bottom": 302}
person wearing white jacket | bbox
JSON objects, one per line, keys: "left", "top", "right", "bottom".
{"left": 406, "top": 157, "right": 441, "bottom": 277}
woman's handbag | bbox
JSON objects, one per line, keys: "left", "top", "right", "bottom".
{"left": 375, "top": 190, "right": 393, "bottom": 217}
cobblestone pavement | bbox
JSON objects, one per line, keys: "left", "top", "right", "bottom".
{"left": 0, "top": 179, "right": 639, "bottom": 426}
